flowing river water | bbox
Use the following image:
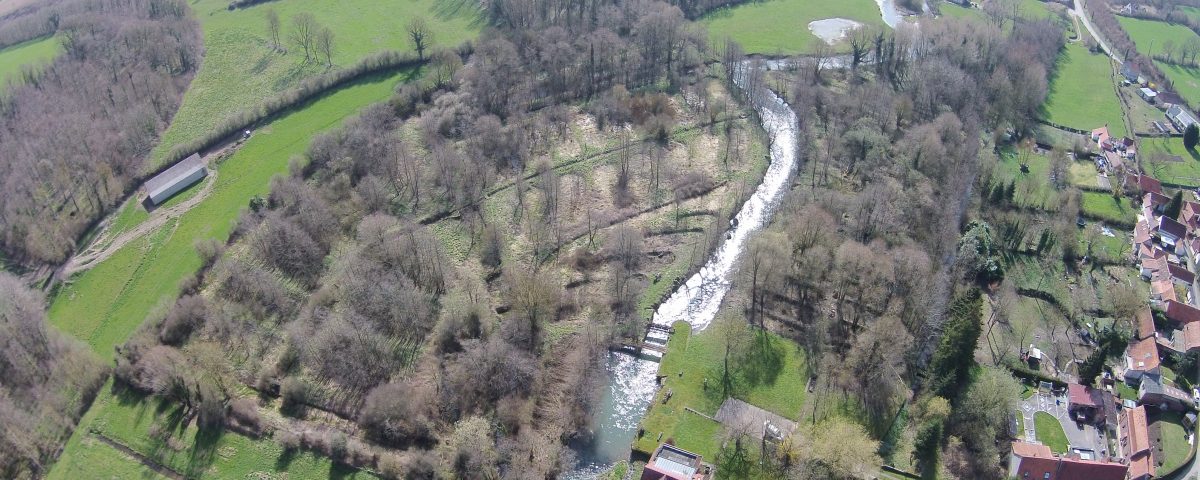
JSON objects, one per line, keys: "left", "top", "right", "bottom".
{"left": 565, "top": 2, "right": 909, "bottom": 476}
{"left": 565, "top": 64, "right": 800, "bottom": 477}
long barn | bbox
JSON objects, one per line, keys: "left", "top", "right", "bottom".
{"left": 144, "top": 153, "right": 206, "bottom": 205}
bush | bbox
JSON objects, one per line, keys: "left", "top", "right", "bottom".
{"left": 279, "top": 377, "right": 311, "bottom": 416}
{"left": 228, "top": 397, "right": 262, "bottom": 432}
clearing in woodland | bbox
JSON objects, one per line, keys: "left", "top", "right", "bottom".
{"left": 701, "top": 0, "right": 886, "bottom": 55}
{"left": 0, "top": 35, "right": 58, "bottom": 86}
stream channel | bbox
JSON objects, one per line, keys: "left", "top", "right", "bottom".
{"left": 564, "top": 2, "right": 908, "bottom": 476}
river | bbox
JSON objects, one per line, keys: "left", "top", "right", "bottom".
{"left": 564, "top": 63, "right": 800, "bottom": 478}
{"left": 564, "top": 1, "right": 913, "bottom": 475}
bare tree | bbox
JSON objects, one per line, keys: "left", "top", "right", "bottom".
{"left": 265, "top": 9, "right": 280, "bottom": 51}
{"left": 317, "top": 27, "right": 335, "bottom": 67}
{"left": 291, "top": 13, "right": 317, "bottom": 62}
{"left": 407, "top": 17, "right": 431, "bottom": 61}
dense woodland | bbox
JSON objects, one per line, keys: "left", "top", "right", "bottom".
{"left": 0, "top": 0, "right": 201, "bottom": 268}
{"left": 0, "top": 274, "right": 105, "bottom": 478}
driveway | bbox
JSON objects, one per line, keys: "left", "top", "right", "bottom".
{"left": 1071, "top": 0, "right": 1120, "bottom": 63}
{"left": 1020, "top": 391, "right": 1108, "bottom": 457}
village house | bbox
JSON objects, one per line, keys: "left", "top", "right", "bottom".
{"left": 1124, "top": 337, "right": 1161, "bottom": 382}
{"left": 1168, "top": 104, "right": 1199, "bottom": 132}
{"left": 1139, "top": 374, "right": 1193, "bottom": 411}
{"left": 1129, "top": 174, "right": 1164, "bottom": 197}
{"left": 1158, "top": 216, "right": 1187, "bottom": 250}
{"left": 1118, "top": 406, "right": 1154, "bottom": 480}
{"left": 1067, "top": 383, "right": 1106, "bottom": 423}
{"left": 1122, "top": 63, "right": 1142, "bottom": 84}
{"left": 1166, "top": 300, "right": 1200, "bottom": 325}
{"left": 1136, "top": 307, "right": 1156, "bottom": 341}
{"left": 143, "top": 153, "right": 206, "bottom": 205}
{"left": 1008, "top": 441, "right": 1128, "bottom": 480}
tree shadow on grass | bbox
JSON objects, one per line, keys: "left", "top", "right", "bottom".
{"left": 329, "top": 462, "right": 363, "bottom": 480}
{"left": 184, "top": 425, "right": 223, "bottom": 478}
{"left": 735, "top": 330, "right": 785, "bottom": 388}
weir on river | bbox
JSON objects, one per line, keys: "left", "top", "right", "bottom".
{"left": 564, "top": 62, "right": 800, "bottom": 477}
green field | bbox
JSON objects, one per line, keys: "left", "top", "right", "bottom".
{"left": 1043, "top": 43, "right": 1126, "bottom": 138}
{"left": 701, "top": 0, "right": 886, "bottom": 55}
{"left": 1080, "top": 191, "right": 1136, "bottom": 225}
{"left": 1034, "top": 412, "right": 1068, "bottom": 453}
{"left": 991, "top": 147, "right": 1059, "bottom": 210}
{"left": 50, "top": 382, "right": 375, "bottom": 479}
{"left": 48, "top": 71, "right": 409, "bottom": 354}
{"left": 633, "top": 321, "right": 809, "bottom": 460}
{"left": 0, "top": 36, "right": 60, "bottom": 86}
{"left": 1143, "top": 137, "right": 1200, "bottom": 188}
{"left": 146, "top": 0, "right": 479, "bottom": 169}
{"left": 1117, "top": 16, "right": 1200, "bottom": 107}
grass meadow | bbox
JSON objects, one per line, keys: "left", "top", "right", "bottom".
{"left": 1117, "top": 16, "right": 1200, "bottom": 107}
{"left": 1043, "top": 43, "right": 1126, "bottom": 138}
{"left": 48, "top": 71, "right": 410, "bottom": 355}
{"left": 0, "top": 35, "right": 59, "bottom": 86}
{"left": 1143, "top": 137, "right": 1200, "bottom": 188}
{"left": 49, "top": 381, "right": 377, "bottom": 479}
{"left": 701, "top": 0, "right": 886, "bottom": 55}
{"left": 632, "top": 320, "right": 809, "bottom": 460}
{"left": 146, "top": 0, "right": 479, "bottom": 170}
{"left": 1080, "top": 191, "right": 1136, "bottom": 225}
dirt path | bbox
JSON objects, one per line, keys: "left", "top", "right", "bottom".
{"left": 60, "top": 168, "right": 217, "bottom": 278}
{"left": 89, "top": 432, "right": 186, "bottom": 480}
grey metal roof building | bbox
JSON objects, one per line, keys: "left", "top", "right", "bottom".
{"left": 144, "top": 153, "right": 206, "bottom": 205}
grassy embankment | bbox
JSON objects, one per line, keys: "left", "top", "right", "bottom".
{"left": 632, "top": 321, "right": 809, "bottom": 461}
{"left": 701, "top": 0, "right": 885, "bottom": 55}
{"left": 1117, "top": 16, "right": 1200, "bottom": 108}
{"left": 1043, "top": 43, "right": 1127, "bottom": 138}
{"left": 46, "top": 72, "right": 407, "bottom": 479}
{"left": 146, "top": 0, "right": 479, "bottom": 171}
{"left": 0, "top": 35, "right": 59, "bottom": 86}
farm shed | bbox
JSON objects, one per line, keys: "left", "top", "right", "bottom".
{"left": 144, "top": 153, "right": 206, "bottom": 205}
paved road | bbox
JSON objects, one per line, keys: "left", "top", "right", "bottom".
{"left": 1071, "top": 0, "right": 1120, "bottom": 63}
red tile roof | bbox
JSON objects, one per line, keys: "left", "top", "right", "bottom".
{"left": 1167, "top": 300, "right": 1200, "bottom": 324}
{"left": 1152, "top": 278, "right": 1178, "bottom": 303}
{"left": 1128, "top": 451, "right": 1153, "bottom": 480}
{"left": 1139, "top": 175, "right": 1164, "bottom": 195}
{"left": 1122, "top": 406, "right": 1151, "bottom": 457}
{"left": 1127, "top": 338, "right": 1161, "bottom": 373}
{"left": 1136, "top": 307, "right": 1156, "bottom": 340}
{"left": 1183, "top": 322, "right": 1200, "bottom": 352}
{"left": 1145, "top": 191, "right": 1170, "bottom": 208}
{"left": 1168, "top": 262, "right": 1195, "bottom": 284}
{"left": 1009, "top": 441, "right": 1128, "bottom": 480}
{"left": 1067, "top": 383, "right": 1101, "bottom": 408}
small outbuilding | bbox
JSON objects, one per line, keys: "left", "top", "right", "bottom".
{"left": 1139, "top": 87, "right": 1157, "bottom": 103}
{"left": 144, "top": 153, "right": 206, "bottom": 205}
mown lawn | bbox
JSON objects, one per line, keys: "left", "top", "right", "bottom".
{"left": 49, "top": 381, "right": 376, "bottom": 479}
{"left": 1143, "top": 137, "right": 1200, "bottom": 188}
{"left": 991, "top": 147, "right": 1059, "bottom": 210}
{"left": 0, "top": 35, "right": 59, "bottom": 86}
{"left": 146, "top": 0, "right": 479, "bottom": 169}
{"left": 1081, "top": 190, "right": 1136, "bottom": 225}
{"left": 1158, "top": 62, "right": 1200, "bottom": 108}
{"left": 48, "top": 71, "right": 410, "bottom": 354}
{"left": 1043, "top": 43, "right": 1126, "bottom": 138}
{"left": 632, "top": 320, "right": 808, "bottom": 460}
{"left": 1034, "top": 411, "right": 1069, "bottom": 453}
{"left": 701, "top": 0, "right": 886, "bottom": 55}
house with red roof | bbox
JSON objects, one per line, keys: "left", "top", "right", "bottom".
{"left": 1135, "top": 307, "right": 1156, "bottom": 341}
{"left": 1008, "top": 441, "right": 1128, "bottom": 480}
{"left": 1066, "top": 383, "right": 1106, "bottom": 423}
{"left": 1166, "top": 300, "right": 1200, "bottom": 325}
{"left": 1124, "top": 337, "right": 1161, "bottom": 382}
